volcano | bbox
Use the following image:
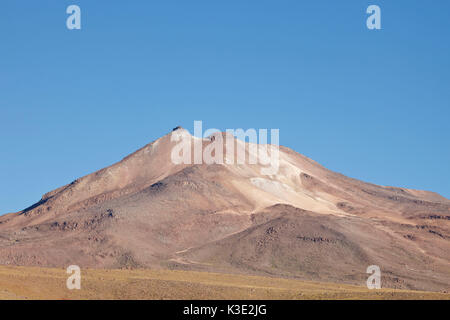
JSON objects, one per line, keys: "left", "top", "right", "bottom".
{"left": 1, "top": 128, "right": 449, "bottom": 292}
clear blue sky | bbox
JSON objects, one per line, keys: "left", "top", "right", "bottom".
{"left": 1, "top": 0, "right": 449, "bottom": 214}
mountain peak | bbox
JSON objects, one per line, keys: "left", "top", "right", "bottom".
{"left": 0, "top": 130, "right": 449, "bottom": 292}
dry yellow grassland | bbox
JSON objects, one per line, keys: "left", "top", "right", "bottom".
{"left": 0, "top": 266, "right": 448, "bottom": 300}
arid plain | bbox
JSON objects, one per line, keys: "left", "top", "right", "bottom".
{"left": 0, "top": 266, "right": 448, "bottom": 300}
